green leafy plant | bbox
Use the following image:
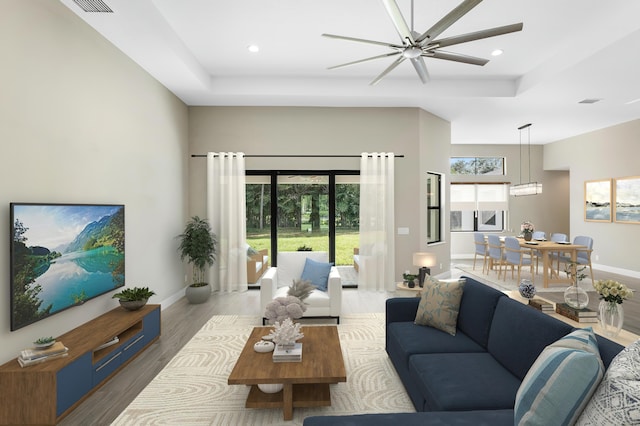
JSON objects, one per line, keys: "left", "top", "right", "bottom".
{"left": 177, "top": 216, "right": 217, "bottom": 287}
{"left": 34, "top": 336, "right": 55, "bottom": 344}
{"left": 403, "top": 273, "right": 418, "bottom": 282}
{"left": 296, "top": 245, "right": 312, "bottom": 251}
{"left": 112, "top": 286, "right": 155, "bottom": 301}
{"left": 564, "top": 261, "right": 587, "bottom": 286}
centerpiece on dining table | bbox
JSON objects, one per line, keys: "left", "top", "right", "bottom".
{"left": 520, "top": 221, "right": 535, "bottom": 241}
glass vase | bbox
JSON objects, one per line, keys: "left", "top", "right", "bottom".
{"left": 598, "top": 300, "right": 624, "bottom": 337}
{"left": 564, "top": 285, "right": 589, "bottom": 309}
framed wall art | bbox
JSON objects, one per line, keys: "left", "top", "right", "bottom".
{"left": 584, "top": 179, "right": 612, "bottom": 222}
{"left": 614, "top": 176, "right": 640, "bottom": 224}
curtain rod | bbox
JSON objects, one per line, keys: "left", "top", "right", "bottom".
{"left": 191, "top": 154, "right": 404, "bottom": 158}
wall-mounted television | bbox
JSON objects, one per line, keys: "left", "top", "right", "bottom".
{"left": 10, "top": 203, "right": 125, "bottom": 331}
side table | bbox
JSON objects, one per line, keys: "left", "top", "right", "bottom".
{"left": 396, "top": 282, "right": 423, "bottom": 297}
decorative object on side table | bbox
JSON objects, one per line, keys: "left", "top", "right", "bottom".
{"left": 413, "top": 252, "right": 437, "bottom": 287}
{"left": 594, "top": 279, "right": 633, "bottom": 337}
{"left": 176, "top": 216, "right": 217, "bottom": 304}
{"left": 518, "top": 279, "right": 536, "bottom": 299}
{"left": 112, "top": 286, "right": 155, "bottom": 311}
{"left": 402, "top": 272, "right": 418, "bottom": 288}
{"left": 563, "top": 261, "right": 589, "bottom": 309}
{"left": 520, "top": 221, "right": 534, "bottom": 241}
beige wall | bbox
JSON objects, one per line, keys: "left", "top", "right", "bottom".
{"left": 0, "top": 1, "right": 189, "bottom": 364}
{"left": 545, "top": 119, "right": 640, "bottom": 275}
{"left": 449, "top": 144, "right": 570, "bottom": 258}
{"left": 188, "top": 106, "right": 452, "bottom": 280}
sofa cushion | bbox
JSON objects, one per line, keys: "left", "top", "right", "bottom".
{"left": 300, "top": 257, "right": 332, "bottom": 291}
{"left": 488, "top": 296, "right": 574, "bottom": 380}
{"left": 456, "top": 277, "right": 505, "bottom": 348}
{"left": 387, "top": 322, "right": 486, "bottom": 370}
{"left": 409, "top": 352, "right": 521, "bottom": 411}
{"left": 303, "top": 410, "right": 515, "bottom": 426}
{"left": 414, "top": 276, "right": 465, "bottom": 335}
{"left": 276, "top": 251, "right": 329, "bottom": 288}
{"left": 515, "top": 327, "right": 604, "bottom": 426}
{"left": 577, "top": 338, "right": 640, "bottom": 425}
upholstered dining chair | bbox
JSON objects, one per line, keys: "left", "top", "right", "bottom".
{"left": 487, "top": 235, "right": 505, "bottom": 278}
{"left": 503, "top": 236, "right": 535, "bottom": 284}
{"left": 473, "top": 232, "right": 489, "bottom": 273}
{"left": 530, "top": 231, "right": 546, "bottom": 273}
{"left": 555, "top": 235, "right": 595, "bottom": 283}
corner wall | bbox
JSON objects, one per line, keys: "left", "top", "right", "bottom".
{"left": 0, "top": 1, "right": 189, "bottom": 364}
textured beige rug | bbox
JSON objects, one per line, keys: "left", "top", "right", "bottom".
{"left": 112, "top": 314, "right": 414, "bottom": 425}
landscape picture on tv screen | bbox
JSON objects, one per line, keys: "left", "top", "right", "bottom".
{"left": 10, "top": 203, "right": 125, "bottom": 331}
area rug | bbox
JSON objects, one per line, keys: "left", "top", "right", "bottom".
{"left": 111, "top": 314, "right": 414, "bottom": 425}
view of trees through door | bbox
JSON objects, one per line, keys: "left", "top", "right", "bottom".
{"left": 245, "top": 172, "right": 359, "bottom": 270}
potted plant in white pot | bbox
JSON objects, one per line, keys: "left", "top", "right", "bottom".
{"left": 177, "top": 216, "right": 217, "bottom": 304}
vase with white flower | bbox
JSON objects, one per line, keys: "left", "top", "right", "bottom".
{"left": 520, "top": 221, "right": 534, "bottom": 241}
{"left": 594, "top": 279, "right": 633, "bottom": 337}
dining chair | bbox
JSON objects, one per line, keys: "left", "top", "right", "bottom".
{"left": 503, "top": 236, "right": 535, "bottom": 284}
{"left": 487, "top": 234, "right": 505, "bottom": 278}
{"left": 548, "top": 233, "right": 569, "bottom": 272}
{"left": 530, "top": 231, "right": 546, "bottom": 273}
{"left": 556, "top": 236, "right": 595, "bottom": 283}
{"left": 472, "top": 232, "right": 489, "bottom": 274}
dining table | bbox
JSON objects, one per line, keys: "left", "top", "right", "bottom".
{"left": 517, "top": 239, "right": 587, "bottom": 288}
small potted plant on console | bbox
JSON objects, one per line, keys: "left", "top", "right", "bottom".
{"left": 112, "top": 286, "right": 155, "bottom": 311}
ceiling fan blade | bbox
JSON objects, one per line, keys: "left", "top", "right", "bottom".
{"left": 428, "top": 50, "right": 489, "bottom": 66}
{"left": 381, "top": 0, "right": 414, "bottom": 44}
{"left": 416, "top": 0, "right": 483, "bottom": 44}
{"left": 432, "top": 23, "right": 524, "bottom": 48}
{"left": 410, "top": 57, "right": 430, "bottom": 83}
{"left": 322, "top": 33, "right": 403, "bottom": 49}
{"left": 328, "top": 52, "right": 402, "bottom": 70}
{"left": 370, "top": 56, "right": 406, "bottom": 86}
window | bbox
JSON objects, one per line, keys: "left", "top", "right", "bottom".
{"left": 426, "top": 172, "right": 442, "bottom": 244}
{"left": 450, "top": 157, "right": 505, "bottom": 175}
{"left": 450, "top": 183, "right": 508, "bottom": 232}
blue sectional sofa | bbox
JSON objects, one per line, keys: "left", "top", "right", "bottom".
{"left": 304, "top": 276, "right": 625, "bottom": 426}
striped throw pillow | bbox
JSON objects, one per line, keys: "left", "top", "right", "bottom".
{"left": 515, "top": 327, "right": 604, "bottom": 425}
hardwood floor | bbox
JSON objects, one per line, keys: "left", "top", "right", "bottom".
{"left": 59, "top": 288, "right": 395, "bottom": 425}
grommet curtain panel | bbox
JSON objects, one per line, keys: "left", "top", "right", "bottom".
{"left": 358, "top": 152, "right": 396, "bottom": 291}
{"left": 207, "top": 152, "right": 248, "bottom": 292}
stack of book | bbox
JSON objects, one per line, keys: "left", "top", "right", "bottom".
{"left": 528, "top": 298, "right": 554, "bottom": 313}
{"left": 18, "top": 342, "right": 69, "bottom": 367}
{"left": 555, "top": 303, "right": 598, "bottom": 323}
{"left": 272, "top": 343, "right": 302, "bottom": 362}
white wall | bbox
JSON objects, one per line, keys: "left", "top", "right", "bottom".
{"left": 544, "top": 119, "right": 640, "bottom": 275}
{"left": 0, "top": 1, "right": 189, "bottom": 364}
{"left": 188, "top": 106, "right": 452, "bottom": 281}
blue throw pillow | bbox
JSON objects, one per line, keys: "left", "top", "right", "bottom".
{"left": 300, "top": 258, "right": 332, "bottom": 292}
{"left": 515, "top": 327, "right": 604, "bottom": 425}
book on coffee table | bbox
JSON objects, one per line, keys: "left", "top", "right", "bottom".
{"left": 273, "top": 343, "right": 302, "bottom": 362}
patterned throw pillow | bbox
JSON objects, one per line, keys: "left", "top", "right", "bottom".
{"left": 515, "top": 327, "right": 605, "bottom": 426}
{"left": 576, "top": 338, "right": 640, "bottom": 425}
{"left": 414, "top": 276, "right": 465, "bottom": 336}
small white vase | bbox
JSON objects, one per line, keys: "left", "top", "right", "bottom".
{"left": 257, "top": 383, "right": 283, "bottom": 393}
{"left": 599, "top": 300, "right": 624, "bottom": 337}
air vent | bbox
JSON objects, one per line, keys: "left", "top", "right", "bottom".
{"left": 73, "top": 0, "right": 113, "bottom": 13}
{"left": 578, "top": 98, "right": 602, "bottom": 104}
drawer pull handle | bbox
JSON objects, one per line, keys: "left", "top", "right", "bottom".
{"left": 95, "top": 352, "right": 121, "bottom": 372}
{"left": 124, "top": 335, "right": 145, "bottom": 351}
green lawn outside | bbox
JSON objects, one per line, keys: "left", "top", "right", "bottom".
{"left": 246, "top": 229, "right": 359, "bottom": 266}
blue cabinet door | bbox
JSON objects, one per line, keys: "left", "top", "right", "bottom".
{"left": 57, "top": 352, "right": 92, "bottom": 416}
{"left": 93, "top": 350, "right": 123, "bottom": 386}
{"left": 120, "top": 332, "right": 146, "bottom": 364}
{"left": 143, "top": 307, "right": 161, "bottom": 344}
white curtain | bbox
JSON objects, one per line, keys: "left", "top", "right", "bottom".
{"left": 207, "top": 152, "right": 247, "bottom": 292}
{"left": 358, "top": 152, "right": 395, "bottom": 291}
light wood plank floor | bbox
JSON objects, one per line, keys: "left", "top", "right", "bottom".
{"left": 59, "top": 288, "right": 395, "bottom": 425}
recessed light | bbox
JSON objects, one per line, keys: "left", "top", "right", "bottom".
{"left": 247, "top": 45, "right": 260, "bottom": 53}
{"left": 579, "top": 98, "right": 602, "bottom": 104}
{"left": 491, "top": 49, "right": 503, "bottom": 56}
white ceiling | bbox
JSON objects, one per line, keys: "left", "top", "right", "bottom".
{"left": 60, "top": 0, "right": 640, "bottom": 144}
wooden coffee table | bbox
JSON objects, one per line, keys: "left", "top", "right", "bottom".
{"left": 228, "top": 325, "right": 346, "bottom": 420}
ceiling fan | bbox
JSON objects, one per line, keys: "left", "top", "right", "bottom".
{"left": 322, "top": 0, "right": 523, "bottom": 85}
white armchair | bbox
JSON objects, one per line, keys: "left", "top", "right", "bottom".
{"left": 260, "top": 251, "right": 342, "bottom": 324}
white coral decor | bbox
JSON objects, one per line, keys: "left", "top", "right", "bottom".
{"left": 267, "top": 318, "right": 304, "bottom": 347}
{"left": 264, "top": 295, "right": 307, "bottom": 324}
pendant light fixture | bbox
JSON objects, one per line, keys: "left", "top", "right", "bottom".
{"left": 510, "top": 123, "right": 542, "bottom": 197}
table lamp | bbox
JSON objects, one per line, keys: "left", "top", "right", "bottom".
{"left": 413, "top": 252, "right": 437, "bottom": 288}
